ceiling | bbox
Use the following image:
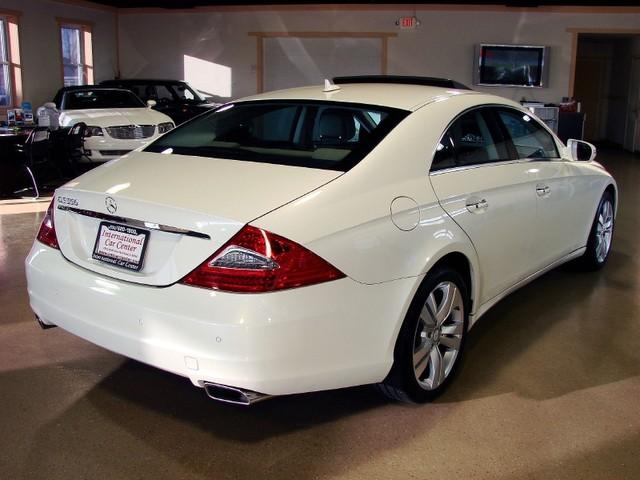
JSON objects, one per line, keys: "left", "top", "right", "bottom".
{"left": 89, "top": 1, "right": 640, "bottom": 9}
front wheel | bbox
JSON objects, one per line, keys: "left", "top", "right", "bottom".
{"left": 378, "top": 267, "right": 469, "bottom": 403}
{"left": 579, "top": 191, "right": 614, "bottom": 270}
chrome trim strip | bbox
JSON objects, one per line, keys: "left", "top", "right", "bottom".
{"left": 56, "top": 205, "right": 211, "bottom": 240}
{"left": 429, "top": 158, "right": 539, "bottom": 175}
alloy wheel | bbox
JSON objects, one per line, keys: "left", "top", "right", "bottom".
{"left": 595, "top": 199, "right": 614, "bottom": 263}
{"left": 412, "top": 281, "right": 465, "bottom": 391}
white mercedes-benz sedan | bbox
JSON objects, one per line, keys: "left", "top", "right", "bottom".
{"left": 54, "top": 86, "right": 175, "bottom": 162}
{"left": 26, "top": 76, "right": 616, "bottom": 405}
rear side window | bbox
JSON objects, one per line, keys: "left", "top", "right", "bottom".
{"left": 431, "top": 108, "right": 510, "bottom": 172}
{"left": 497, "top": 108, "right": 559, "bottom": 159}
{"left": 145, "top": 101, "right": 409, "bottom": 171}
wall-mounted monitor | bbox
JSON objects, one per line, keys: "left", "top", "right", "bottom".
{"left": 473, "top": 44, "right": 550, "bottom": 88}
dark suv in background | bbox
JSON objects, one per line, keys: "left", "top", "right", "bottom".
{"left": 100, "top": 79, "right": 218, "bottom": 125}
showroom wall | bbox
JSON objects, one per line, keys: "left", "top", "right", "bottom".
{"left": 117, "top": 6, "right": 640, "bottom": 104}
{"left": 2, "top": 0, "right": 117, "bottom": 110}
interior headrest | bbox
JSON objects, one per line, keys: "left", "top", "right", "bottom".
{"left": 318, "top": 109, "right": 356, "bottom": 142}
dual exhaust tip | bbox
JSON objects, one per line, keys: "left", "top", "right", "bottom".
{"left": 203, "top": 382, "right": 271, "bottom": 406}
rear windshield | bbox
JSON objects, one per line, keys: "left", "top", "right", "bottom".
{"left": 145, "top": 100, "right": 409, "bottom": 171}
{"left": 64, "top": 90, "right": 145, "bottom": 110}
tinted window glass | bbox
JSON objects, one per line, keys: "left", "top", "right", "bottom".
{"left": 173, "top": 83, "right": 203, "bottom": 102}
{"left": 125, "top": 84, "right": 146, "bottom": 99}
{"left": 253, "top": 105, "right": 300, "bottom": 142}
{"left": 431, "top": 108, "right": 510, "bottom": 171}
{"left": 155, "top": 85, "right": 175, "bottom": 102}
{"left": 64, "top": 90, "right": 145, "bottom": 109}
{"left": 498, "top": 109, "right": 559, "bottom": 159}
{"left": 432, "top": 133, "right": 456, "bottom": 171}
{"left": 120, "top": 84, "right": 173, "bottom": 102}
{"left": 452, "top": 110, "right": 509, "bottom": 167}
{"left": 145, "top": 101, "right": 409, "bottom": 171}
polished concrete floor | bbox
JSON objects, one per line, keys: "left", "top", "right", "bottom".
{"left": 1, "top": 149, "right": 639, "bottom": 479}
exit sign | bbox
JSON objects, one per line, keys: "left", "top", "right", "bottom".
{"left": 397, "top": 16, "right": 419, "bottom": 29}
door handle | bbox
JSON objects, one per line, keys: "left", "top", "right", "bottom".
{"left": 465, "top": 198, "right": 488, "bottom": 212}
{"left": 536, "top": 184, "right": 551, "bottom": 197}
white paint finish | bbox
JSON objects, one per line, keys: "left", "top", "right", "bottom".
{"left": 239, "top": 82, "right": 477, "bottom": 111}
{"left": 530, "top": 160, "right": 606, "bottom": 270}
{"left": 0, "top": 0, "right": 117, "bottom": 114}
{"left": 117, "top": 8, "right": 640, "bottom": 103}
{"left": 25, "top": 83, "right": 617, "bottom": 398}
{"left": 53, "top": 152, "right": 341, "bottom": 285}
{"left": 252, "top": 92, "right": 482, "bottom": 287}
{"left": 431, "top": 162, "right": 539, "bottom": 304}
{"left": 58, "top": 107, "right": 171, "bottom": 128}
{"left": 63, "top": 151, "right": 341, "bottom": 222}
{"left": 471, "top": 247, "right": 586, "bottom": 324}
{"left": 26, "top": 244, "right": 416, "bottom": 395}
{"left": 59, "top": 106, "right": 174, "bottom": 160}
{"left": 390, "top": 196, "right": 420, "bottom": 231}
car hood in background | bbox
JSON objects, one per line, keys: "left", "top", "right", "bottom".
{"left": 59, "top": 108, "right": 173, "bottom": 127}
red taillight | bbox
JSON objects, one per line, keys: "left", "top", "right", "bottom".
{"left": 181, "top": 225, "right": 345, "bottom": 293}
{"left": 36, "top": 201, "right": 59, "bottom": 249}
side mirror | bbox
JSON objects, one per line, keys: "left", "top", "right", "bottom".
{"left": 146, "top": 99, "right": 157, "bottom": 108}
{"left": 567, "top": 139, "right": 597, "bottom": 162}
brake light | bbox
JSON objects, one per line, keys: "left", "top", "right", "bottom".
{"left": 181, "top": 225, "right": 345, "bottom": 293}
{"left": 36, "top": 201, "right": 59, "bottom": 249}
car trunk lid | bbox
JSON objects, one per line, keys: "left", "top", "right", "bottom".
{"left": 53, "top": 151, "right": 342, "bottom": 286}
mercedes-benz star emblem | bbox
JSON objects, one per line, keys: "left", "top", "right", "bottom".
{"left": 105, "top": 197, "right": 117, "bottom": 214}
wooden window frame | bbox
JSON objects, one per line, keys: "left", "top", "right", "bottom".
{"left": 57, "top": 18, "right": 94, "bottom": 87}
{"left": 0, "top": 9, "right": 22, "bottom": 113}
{"left": 249, "top": 31, "right": 397, "bottom": 93}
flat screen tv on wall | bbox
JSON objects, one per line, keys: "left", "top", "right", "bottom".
{"left": 474, "top": 44, "right": 550, "bottom": 88}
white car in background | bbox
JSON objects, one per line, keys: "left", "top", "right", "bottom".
{"left": 54, "top": 86, "right": 175, "bottom": 162}
{"left": 27, "top": 76, "right": 616, "bottom": 405}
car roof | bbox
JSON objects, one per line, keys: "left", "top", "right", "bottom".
{"left": 237, "top": 82, "right": 485, "bottom": 111}
{"left": 58, "top": 85, "right": 134, "bottom": 93}
{"left": 101, "top": 79, "right": 187, "bottom": 84}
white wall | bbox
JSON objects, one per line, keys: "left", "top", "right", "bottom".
{"left": 2, "top": 0, "right": 117, "bottom": 111}
{"left": 118, "top": 7, "right": 640, "bottom": 104}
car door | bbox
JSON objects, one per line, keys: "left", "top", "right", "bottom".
{"left": 495, "top": 107, "right": 585, "bottom": 270}
{"left": 429, "top": 107, "right": 538, "bottom": 305}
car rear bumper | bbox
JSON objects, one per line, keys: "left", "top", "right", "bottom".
{"left": 25, "top": 243, "right": 416, "bottom": 396}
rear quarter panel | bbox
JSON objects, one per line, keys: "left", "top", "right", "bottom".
{"left": 252, "top": 94, "right": 486, "bottom": 291}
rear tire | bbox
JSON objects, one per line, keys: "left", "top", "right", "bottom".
{"left": 579, "top": 191, "right": 614, "bottom": 271}
{"left": 378, "top": 267, "right": 469, "bottom": 403}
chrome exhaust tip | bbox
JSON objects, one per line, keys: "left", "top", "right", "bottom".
{"left": 203, "top": 382, "right": 272, "bottom": 406}
{"left": 35, "top": 315, "right": 57, "bottom": 330}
